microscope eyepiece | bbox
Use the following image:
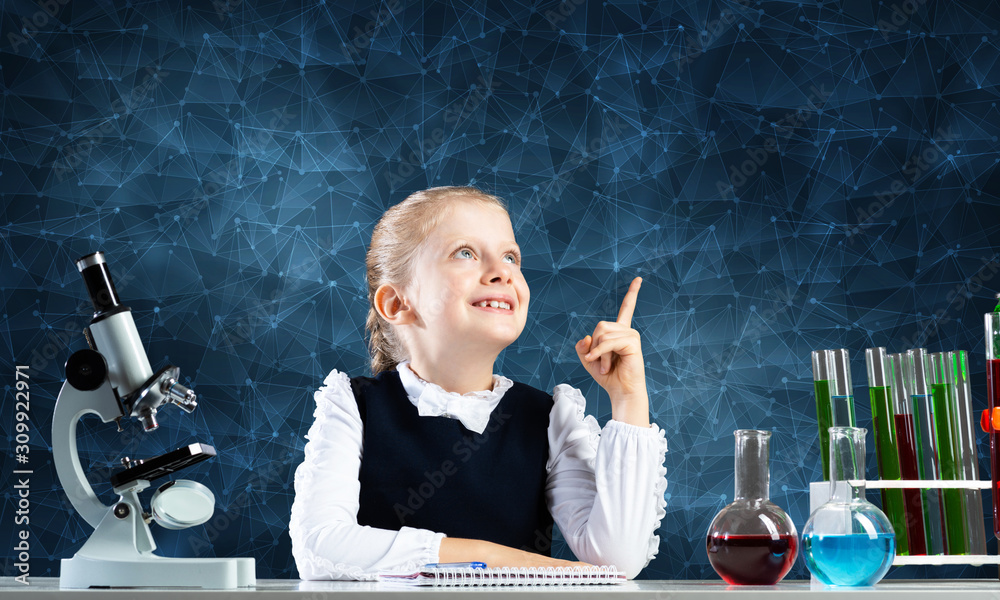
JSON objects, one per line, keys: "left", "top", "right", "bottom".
{"left": 76, "top": 252, "right": 122, "bottom": 317}
{"left": 74, "top": 252, "right": 198, "bottom": 433}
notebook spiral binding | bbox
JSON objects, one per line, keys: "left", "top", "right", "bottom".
{"left": 428, "top": 565, "right": 621, "bottom": 586}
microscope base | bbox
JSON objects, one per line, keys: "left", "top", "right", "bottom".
{"left": 58, "top": 487, "right": 255, "bottom": 589}
{"left": 60, "top": 555, "right": 256, "bottom": 589}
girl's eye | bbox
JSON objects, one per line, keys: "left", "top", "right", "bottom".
{"left": 454, "top": 247, "right": 520, "bottom": 265}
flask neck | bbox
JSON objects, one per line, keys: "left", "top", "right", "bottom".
{"left": 734, "top": 430, "right": 770, "bottom": 502}
{"left": 828, "top": 426, "right": 865, "bottom": 502}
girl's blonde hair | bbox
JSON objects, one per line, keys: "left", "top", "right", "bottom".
{"left": 365, "top": 186, "right": 509, "bottom": 376}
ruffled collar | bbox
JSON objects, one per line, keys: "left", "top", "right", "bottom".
{"left": 395, "top": 360, "right": 514, "bottom": 434}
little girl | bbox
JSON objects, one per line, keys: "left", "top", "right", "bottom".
{"left": 289, "top": 186, "right": 668, "bottom": 580}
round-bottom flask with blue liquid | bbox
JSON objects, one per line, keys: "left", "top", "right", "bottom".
{"left": 802, "top": 426, "right": 896, "bottom": 586}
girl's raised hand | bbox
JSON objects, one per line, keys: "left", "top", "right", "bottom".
{"left": 575, "top": 276, "right": 647, "bottom": 401}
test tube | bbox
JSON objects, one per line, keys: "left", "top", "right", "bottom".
{"left": 828, "top": 349, "right": 857, "bottom": 426}
{"left": 986, "top": 308, "right": 1000, "bottom": 540}
{"left": 906, "top": 348, "right": 946, "bottom": 555}
{"left": 930, "top": 351, "right": 968, "bottom": 554}
{"left": 865, "top": 347, "right": 910, "bottom": 555}
{"left": 812, "top": 350, "right": 834, "bottom": 481}
{"left": 952, "top": 350, "right": 987, "bottom": 555}
{"left": 887, "top": 352, "right": 926, "bottom": 555}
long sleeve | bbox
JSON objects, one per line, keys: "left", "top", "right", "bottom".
{"left": 289, "top": 369, "right": 446, "bottom": 580}
{"left": 545, "top": 383, "right": 668, "bottom": 579}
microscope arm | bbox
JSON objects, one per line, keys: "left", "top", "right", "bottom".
{"left": 52, "top": 377, "right": 125, "bottom": 529}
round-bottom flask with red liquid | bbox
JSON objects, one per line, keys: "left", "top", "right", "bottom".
{"left": 706, "top": 430, "right": 798, "bottom": 585}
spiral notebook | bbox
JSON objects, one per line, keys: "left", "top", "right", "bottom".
{"left": 378, "top": 565, "right": 626, "bottom": 586}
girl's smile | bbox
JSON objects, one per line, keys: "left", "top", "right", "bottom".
{"left": 470, "top": 295, "right": 516, "bottom": 313}
{"left": 472, "top": 304, "right": 515, "bottom": 314}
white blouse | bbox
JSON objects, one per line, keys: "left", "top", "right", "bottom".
{"left": 289, "top": 360, "right": 668, "bottom": 580}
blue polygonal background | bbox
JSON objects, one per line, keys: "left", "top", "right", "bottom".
{"left": 2, "top": 0, "right": 1000, "bottom": 582}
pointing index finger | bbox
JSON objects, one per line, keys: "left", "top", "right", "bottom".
{"left": 616, "top": 277, "right": 642, "bottom": 326}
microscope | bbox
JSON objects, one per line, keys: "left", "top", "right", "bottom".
{"left": 53, "top": 252, "right": 255, "bottom": 588}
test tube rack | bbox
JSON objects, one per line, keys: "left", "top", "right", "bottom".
{"left": 860, "top": 479, "right": 999, "bottom": 567}
{"left": 809, "top": 480, "right": 1000, "bottom": 568}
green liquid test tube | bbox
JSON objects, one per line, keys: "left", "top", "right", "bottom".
{"left": 952, "top": 351, "right": 987, "bottom": 555}
{"left": 813, "top": 351, "right": 834, "bottom": 481}
{"left": 930, "top": 352, "right": 968, "bottom": 555}
{"left": 866, "top": 347, "right": 909, "bottom": 556}
{"left": 813, "top": 349, "right": 857, "bottom": 482}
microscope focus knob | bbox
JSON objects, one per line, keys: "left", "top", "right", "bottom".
{"left": 113, "top": 502, "right": 130, "bottom": 519}
{"left": 65, "top": 349, "right": 108, "bottom": 392}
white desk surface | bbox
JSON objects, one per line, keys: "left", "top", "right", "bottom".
{"left": 3, "top": 578, "right": 1000, "bottom": 598}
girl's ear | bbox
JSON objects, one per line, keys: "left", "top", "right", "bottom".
{"left": 374, "top": 283, "right": 415, "bottom": 324}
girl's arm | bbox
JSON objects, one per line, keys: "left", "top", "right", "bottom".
{"left": 438, "top": 538, "right": 591, "bottom": 569}
{"left": 551, "top": 275, "right": 667, "bottom": 578}
{"left": 544, "top": 384, "right": 668, "bottom": 579}
{"left": 289, "top": 370, "right": 445, "bottom": 580}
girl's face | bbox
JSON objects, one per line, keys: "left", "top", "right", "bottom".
{"left": 402, "top": 200, "right": 529, "bottom": 358}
